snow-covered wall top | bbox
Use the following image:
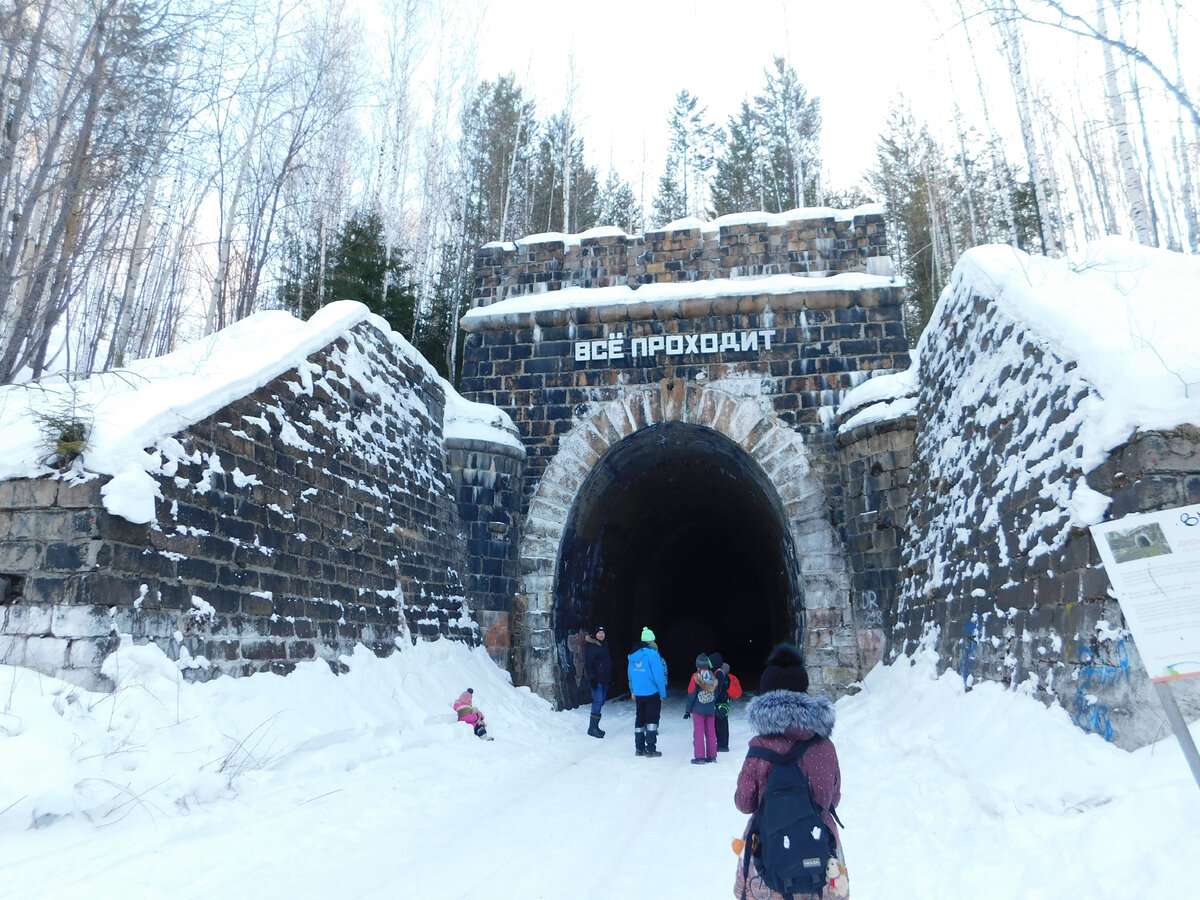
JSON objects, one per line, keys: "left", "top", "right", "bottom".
{"left": 0, "top": 301, "right": 521, "bottom": 524}
{"left": 900, "top": 240, "right": 1200, "bottom": 595}
{"left": 480, "top": 204, "right": 886, "bottom": 251}
{"left": 470, "top": 206, "right": 893, "bottom": 315}
{"left": 851, "top": 239, "right": 1200, "bottom": 544}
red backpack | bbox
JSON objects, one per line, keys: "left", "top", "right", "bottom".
{"left": 726, "top": 672, "right": 743, "bottom": 699}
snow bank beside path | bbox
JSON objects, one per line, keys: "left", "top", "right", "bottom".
{"left": 2, "top": 638, "right": 1199, "bottom": 899}
{"left": 0, "top": 639, "right": 552, "bottom": 829}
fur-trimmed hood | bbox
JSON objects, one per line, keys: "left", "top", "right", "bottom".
{"left": 745, "top": 690, "right": 835, "bottom": 739}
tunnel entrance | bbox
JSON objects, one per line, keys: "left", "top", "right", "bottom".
{"left": 554, "top": 421, "right": 799, "bottom": 706}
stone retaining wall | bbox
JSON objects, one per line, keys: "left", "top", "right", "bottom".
{"left": 890, "top": 274, "right": 1200, "bottom": 749}
{"left": 0, "top": 320, "right": 514, "bottom": 689}
{"left": 836, "top": 416, "right": 918, "bottom": 675}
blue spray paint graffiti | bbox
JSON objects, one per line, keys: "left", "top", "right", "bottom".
{"left": 1071, "top": 641, "right": 1130, "bottom": 742}
{"left": 959, "top": 620, "right": 979, "bottom": 684}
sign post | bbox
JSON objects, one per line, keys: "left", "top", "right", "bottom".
{"left": 1090, "top": 503, "right": 1200, "bottom": 790}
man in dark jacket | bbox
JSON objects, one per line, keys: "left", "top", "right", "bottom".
{"left": 584, "top": 625, "right": 612, "bottom": 738}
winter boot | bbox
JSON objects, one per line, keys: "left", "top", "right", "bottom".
{"left": 644, "top": 723, "right": 662, "bottom": 758}
{"left": 635, "top": 727, "right": 647, "bottom": 756}
{"left": 587, "top": 714, "right": 605, "bottom": 739}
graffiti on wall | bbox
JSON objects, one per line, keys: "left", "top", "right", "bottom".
{"left": 1070, "top": 640, "right": 1131, "bottom": 743}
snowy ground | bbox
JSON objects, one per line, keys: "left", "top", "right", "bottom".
{"left": 2, "top": 639, "right": 1198, "bottom": 899}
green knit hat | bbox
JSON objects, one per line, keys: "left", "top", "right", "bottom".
{"left": 640, "top": 626, "right": 656, "bottom": 642}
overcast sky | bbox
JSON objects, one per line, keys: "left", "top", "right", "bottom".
{"left": 467, "top": 0, "right": 980, "bottom": 191}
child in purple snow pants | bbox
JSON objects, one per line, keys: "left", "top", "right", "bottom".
{"left": 685, "top": 653, "right": 720, "bottom": 763}
{"left": 692, "top": 712, "right": 717, "bottom": 759}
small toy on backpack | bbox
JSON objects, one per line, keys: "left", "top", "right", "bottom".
{"left": 826, "top": 857, "right": 850, "bottom": 899}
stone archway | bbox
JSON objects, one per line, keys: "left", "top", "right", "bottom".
{"left": 515, "top": 379, "right": 850, "bottom": 706}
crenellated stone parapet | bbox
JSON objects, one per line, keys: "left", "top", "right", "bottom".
{"left": 473, "top": 207, "right": 890, "bottom": 308}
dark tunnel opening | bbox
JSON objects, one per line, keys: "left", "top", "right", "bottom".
{"left": 555, "top": 422, "right": 799, "bottom": 707}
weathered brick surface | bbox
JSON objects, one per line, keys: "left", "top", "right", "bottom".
{"left": 462, "top": 213, "right": 907, "bottom": 700}
{"left": 473, "top": 211, "right": 890, "bottom": 307}
{"left": 0, "top": 320, "right": 517, "bottom": 690}
{"left": 885, "top": 274, "right": 1200, "bottom": 749}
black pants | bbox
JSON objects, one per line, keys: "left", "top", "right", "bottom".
{"left": 715, "top": 708, "right": 729, "bottom": 750}
{"left": 634, "top": 694, "right": 662, "bottom": 728}
{"left": 634, "top": 694, "right": 662, "bottom": 751}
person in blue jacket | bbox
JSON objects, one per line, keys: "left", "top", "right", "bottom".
{"left": 627, "top": 626, "right": 668, "bottom": 757}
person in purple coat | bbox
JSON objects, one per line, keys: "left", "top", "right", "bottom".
{"left": 733, "top": 644, "right": 845, "bottom": 900}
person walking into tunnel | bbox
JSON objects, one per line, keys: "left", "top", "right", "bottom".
{"left": 627, "top": 626, "right": 667, "bottom": 757}
{"left": 710, "top": 652, "right": 742, "bottom": 753}
{"left": 584, "top": 625, "right": 612, "bottom": 738}
{"left": 732, "top": 644, "right": 845, "bottom": 900}
{"left": 684, "top": 653, "right": 720, "bottom": 763}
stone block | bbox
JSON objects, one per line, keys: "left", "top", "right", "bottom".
{"left": 240, "top": 639, "right": 285, "bottom": 660}
{"left": 80, "top": 574, "right": 147, "bottom": 608}
{"left": 24, "top": 635, "right": 69, "bottom": 671}
{"left": 55, "top": 481, "right": 103, "bottom": 509}
{"left": 0, "top": 540, "right": 41, "bottom": 571}
{"left": 0, "top": 633, "right": 26, "bottom": 665}
{"left": 288, "top": 640, "right": 316, "bottom": 660}
{"left": 42, "top": 541, "right": 95, "bottom": 571}
{"left": 51, "top": 604, "right": 112, "bottom": 638}
{"left": 5, "top": 603, "right": 53, "bottom": 636}
{"left": 67, "top": 636, "right": 117, "bottom": 668}
{"left": 24, "top": 575, "right": 83, "bottom": 606}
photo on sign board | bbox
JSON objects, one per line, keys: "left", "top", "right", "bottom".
{"left": 1104, "top": 522, "right": 1173, "bottom": 564}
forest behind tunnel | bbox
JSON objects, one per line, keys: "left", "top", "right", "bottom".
{"left": 555, "top": 423, "right": 800, "bottom": 705}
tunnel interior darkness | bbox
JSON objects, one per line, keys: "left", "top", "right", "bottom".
{"left": 555, "top": 422, "right": 800, "bottom": 706}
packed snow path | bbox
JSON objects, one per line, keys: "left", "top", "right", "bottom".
{"left": 2, "top": 640, "right": 1198, "bottom": 898}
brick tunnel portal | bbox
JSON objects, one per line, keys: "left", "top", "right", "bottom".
{"left": 555, "top": 422, "right": 798, "bottom": 703}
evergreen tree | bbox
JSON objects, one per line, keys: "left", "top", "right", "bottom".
{"left": 326, "top": 210, "right": 417, "bottom": 335}
{"left": 652, "top": 90, "right": 722, "bottom": 225}
{"left": 530, "top": 112, "right": 601, "bottom": 233}
{"left": 711, "top": 101, "right": 766, "bottom": 215}
{"left": 276, "top": 210, "right": 416, "bottom": 335}
{"left": 598, "top": 168, "right": 643, "bottom": 233}
{"left": 754, "top": 57, "right": 822, "bottom": 210}
{"left": 414, "top": 239, "right": 471, "bottom": 380}
{"left": 709, "top": 60, "right": 822, "bottom": 216}
{"left": 652, "top": 169, "right": 687, "bottom": 226}
{"left": 459, "top": 75, "right": 539, "bottom": 247}
{"left": 869, "top": 101, "right": 959, "bottom": 341}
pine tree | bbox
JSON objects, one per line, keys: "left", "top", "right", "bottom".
{"left": 598, "top": 168, "right": 642, "bottom": 233}
{"left": 459, "top": 75, "right": 539, "bottom": 246}
{"left": 753, "top": 57, "right": 821, "bottom": 210}
{"left": 869, "top": 102, "right": 960, "bottom": 340}
{"left": 652, "top": 90, "right": 721, "bottom": 225}
{"left": 276, "top": 209, "right": 415, "bottom": 335}
{"left": 711, "top": 101, "right": 765, "bottom": 216}
{"left": 531, "top": 112, "right": 601, "bottom": 234}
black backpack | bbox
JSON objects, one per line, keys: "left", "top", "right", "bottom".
{"left": 740, "top": 740, "right": 839, "bottom": 898}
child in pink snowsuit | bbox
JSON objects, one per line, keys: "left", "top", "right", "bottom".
{"left": 684, "top": 654, "right": 719, "bottom": 763}
{"left": 454, "top": 688, "right": 491, "bottom": 740}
